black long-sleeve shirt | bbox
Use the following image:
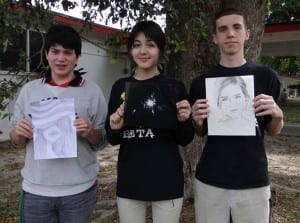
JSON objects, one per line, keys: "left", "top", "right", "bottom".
{"left": 105, "top": 74, "right": 194, "bottom": 201}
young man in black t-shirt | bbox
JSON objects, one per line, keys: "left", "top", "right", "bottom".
{"left": 190, "top": 8, "right": 284, "bottom": 223}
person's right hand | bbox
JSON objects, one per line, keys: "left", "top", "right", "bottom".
{"left": 15, "top": 118, "right": 33, "bottom": 140}
{"left": 110, "top": 104, "right": 124, "bottom": 130}
{"left": 191, "top": 99, "right": 210, "bottom": 128}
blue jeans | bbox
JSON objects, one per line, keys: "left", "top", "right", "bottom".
{"left": 22, "top": 184, "right": 99, "bottom": 223}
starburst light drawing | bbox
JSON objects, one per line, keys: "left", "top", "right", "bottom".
{"left": 143, "top": 93, "right": 156, "bottom": 114}
{"left": 124, "top": 82, "right": 179, "bottom": 128}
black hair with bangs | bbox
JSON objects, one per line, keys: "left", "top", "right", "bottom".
{"left": 127, "top": 21, "right": 165, "bottom": 55}
{"left": 45, "top": 24, "right": 81, "bottom": 56}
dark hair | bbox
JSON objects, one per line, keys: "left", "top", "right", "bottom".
{"left": 45, "top": 25, "right": 82, "bottom": 56}
{"left": 214, "top": 8, "right": 248, "bottom": 33}
{"left": 127, "top": 21, "right": 165, "bottom": 55}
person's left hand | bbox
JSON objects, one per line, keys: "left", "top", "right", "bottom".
{"left": 253, "top": 94, "right": 283, "bottom": 119}
{"left": 176, "top": 99, "right": 191, "bottom": 122}
{"left": 74, "top": 117, "right": 93, "bottom": 138}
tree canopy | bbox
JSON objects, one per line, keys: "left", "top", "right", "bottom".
{"left": 1, "top": 0, "right": 299, "bottom": 73}
{"left": 266, "top": 0, "right": 300, "bottom": 23}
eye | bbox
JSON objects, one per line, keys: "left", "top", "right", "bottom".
{"left": 65, "top": 50, "right": 74, "bottom": 55}
{"left": 132, "top": 43, "right": 141, "bottom": 49}
{"left": 218, "top": 26, "right": 227, "bottom": 32}
{"left": 146, "top": 40, "right": 157, "bottom": 47}
{"left": 233, "top": 24, "right": 242, "bottom": 30}
{"left": 220, "top": 96, "right": 229, "bottom": 102}
{"left": 50, "top": 49, "right": 58, "bottom": 54}
{"left": 234, "top": 94, "right": 242, "bottom": 99}
{"left": 147, "top": 43, "right": 156, "bottom": 47}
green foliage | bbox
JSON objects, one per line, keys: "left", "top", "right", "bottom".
{"left": 1, "top": 0, "right": 199, "bottom": 74}
{"left": 0, "top": 1, "right": 54, "bottom": 122}
{"left": 104, "top": 32, "right": 126, "bottom": 64}
{"left": 0, "top": 73, "right": 22, "bottom": 120}
{"left": 266, "top": 0, "right": 300, "bottom": 23}
{"left": 1, "top": 0, "right": 209, "bottom": 72}
{"left": 261, "top": 56, "right": 300, "bottom": 75}
{"left": 282, "top": 100, "right": 300, "bottom": 123}
{"left": 94, "top": 0, "right": 209, "bottom": 73}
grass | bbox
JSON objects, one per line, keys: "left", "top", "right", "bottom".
{"left": 282, "top": 97, "right": 300, "bottom": 123}
{"left": 282, "top": 106, "right": 300, "bottom": 123}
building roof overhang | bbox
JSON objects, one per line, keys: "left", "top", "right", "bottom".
{"left": 262, "top": 22, "right": 300, "bottom": 56}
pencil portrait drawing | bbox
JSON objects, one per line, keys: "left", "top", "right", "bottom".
{"left": 205, "top": 75, "right": 256, "bottom": 135}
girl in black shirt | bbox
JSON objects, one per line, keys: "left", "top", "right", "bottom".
{"left": 105, "top": 21, "right": 194, "bottom": 223}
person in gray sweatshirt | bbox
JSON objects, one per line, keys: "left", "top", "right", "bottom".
{"left": 9, "top": 24, "right": 107, "bottom": 223}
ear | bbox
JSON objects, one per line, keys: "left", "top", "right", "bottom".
{"left": 213, "top": 34, "right": 218, "bottom": 45}
{"left": 245, "top": 29, "right": 250, "bottom": 40}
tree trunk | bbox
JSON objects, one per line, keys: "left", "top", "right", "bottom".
{"left": 166, "top": 0, "right": 267, "bottom": 199}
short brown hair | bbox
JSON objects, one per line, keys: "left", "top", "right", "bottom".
{"left": 214, "top": 8, "right": 248, "bottom": 33}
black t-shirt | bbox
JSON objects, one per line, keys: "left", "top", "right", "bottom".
{"left": 189, "top": 61, "right": 282, "bottom": 189}
{"left": 105, "top": 74, "right": 194, "bottom": 201}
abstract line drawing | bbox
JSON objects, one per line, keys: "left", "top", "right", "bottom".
{"left": 30, "top": 97, "right": 77, "bottom": 159}
{"left": 205, "top": 75, "right": 256, "bottom": 136}
{"left": 124, "top": 82, "right": 179, "bottom": 128}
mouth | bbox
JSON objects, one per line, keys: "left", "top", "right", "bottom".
{"left": 138, "top": 58, "right": 150, "bottom": 62}
{"left": 225, "top": 41, "right": 237, "bottom": 46}
{"left": 55, "top": 64, "right": 67, "bottom": 69}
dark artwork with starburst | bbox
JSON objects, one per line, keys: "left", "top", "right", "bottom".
{"left": 124, "top": 81, "right": 180, "bottom": 128}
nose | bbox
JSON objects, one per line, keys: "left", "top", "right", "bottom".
{"left": 230, "top": 99, "right": 240, "bottom": 108}
{"left": 227, "top": 28, "right": 235, "bottom": 38}
{"left": 57, "top": 52, "right": 66, "bottom": 61}
{"left": 139, "top": 44, "right": 147, "bottom": 54}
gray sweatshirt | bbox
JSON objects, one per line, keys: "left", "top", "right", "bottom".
{"left": 10, "top": 78, "right": 107, "bottom": 196}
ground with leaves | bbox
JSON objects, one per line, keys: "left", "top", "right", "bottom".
{"left": 0, "top": 131, "right": 299, "bottom": 223}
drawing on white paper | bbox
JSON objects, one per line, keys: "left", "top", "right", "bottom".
{"left": 30, "top": 97, "right": 77, "bottom": 159}
{"left": 205, "top": 75, "right": 256, "bottom": 135}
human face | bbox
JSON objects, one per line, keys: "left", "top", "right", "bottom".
{"left": 130, "top": 32, "right": 160, "bottom": 75}
{"left": 213, "top": 14, "right": 249, "bottom": 57}
{"left": 218, "top": 83, "right": 247, "bottom": 119}
{"left": 45, "top": 44, "right": 78, "bottom": 81}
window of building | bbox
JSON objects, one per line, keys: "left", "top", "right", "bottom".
{"left": 0, "top": 30, "right": 46, "bottom": 73}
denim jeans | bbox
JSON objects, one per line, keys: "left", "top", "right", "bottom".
{"left": 22, "top": 184, "right": 99, "bottom": 223}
